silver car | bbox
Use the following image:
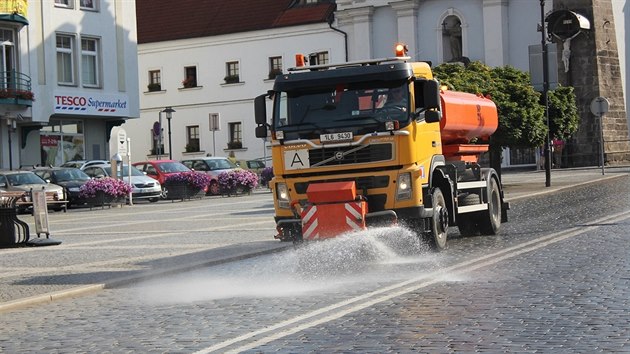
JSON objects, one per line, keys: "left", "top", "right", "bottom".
{"left": 0, "top": 170, "right": 67, "bottom": 211}
{"left": 82, "top": 164, "right": 162, "bottom": 202}
{"left": 60, "top": 160, "right": 109, "bottom": 170}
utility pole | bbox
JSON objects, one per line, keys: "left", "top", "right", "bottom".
{"left": 540, "top": 0, "right": 552, "bottom": 187}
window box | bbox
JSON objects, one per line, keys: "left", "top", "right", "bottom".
{"left": 224, "top": 75, "right": 239, "bottom": 84}
{"left": 268, "top": 69, "right": 282, "bottom": 80}
{"left": 185, "top": 143, "right": 200, "bottom": 153}
{"left": 147, "top": 83, "right": 161, "bottom": 92}
{"left": 182, "top": 77, "right": 197, "bottom": 88}
{"left": 226, "top": 141, "right": 242, "bottom": 150}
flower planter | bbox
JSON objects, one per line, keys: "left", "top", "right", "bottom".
{"left": 163, "top": 172, "right": 211, "bottom": 201}
{"left": 220, "top": 186, "right": 251, "bottom": 197}
{"left": 217, "top": 170, "right": 258, "bottom": 197}
{"left": 86, "top": 191, "right": 118, "bottom": 209}
{"left": 164, "top": 183, "right": 203, "bottom": 201}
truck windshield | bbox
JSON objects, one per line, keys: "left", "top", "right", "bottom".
{"left": 274, "top": 81, "right": 410, "bottom": 138}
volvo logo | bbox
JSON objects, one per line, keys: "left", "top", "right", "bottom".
{"left": 334, "top": 151, "right": 344, "bottom": 160}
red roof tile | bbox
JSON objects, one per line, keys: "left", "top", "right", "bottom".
{"left": 137, "top": 0, "right": 336, "bottom": 44}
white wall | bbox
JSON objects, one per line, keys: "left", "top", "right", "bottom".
{"left": 29, "top": 0, "right": 139, "bottom": 122}
{"left": 125, "top": 23, "right": 345, "bottom": 162}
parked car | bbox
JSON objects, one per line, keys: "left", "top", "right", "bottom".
{"left": 0, "top": 170, "right": 67, "bottom": 211}
{"left": 181, "top": 157, "right": 239, "bottom": 195}
{"left": 132, "top": 160, "right": 191, "bottom": 185}
{"left": 33, "top": 167, "right": 91, "bottom": 207}
{"left": 60, "top": 160, "right": 109, "bottom": 170}
{"left": 235, "top": 159, "right": 266, "bottom": 175}
{"left": 82, "top": 164, "right": 162, "bottom": 202}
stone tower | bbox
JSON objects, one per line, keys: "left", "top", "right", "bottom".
{"left": 552, "top": 0, "right": 628, "bottom": 166}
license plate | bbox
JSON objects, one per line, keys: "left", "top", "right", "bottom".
{"left": 320, "top": 132, "right": 353, "bottom": 143}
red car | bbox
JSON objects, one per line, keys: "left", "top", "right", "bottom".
{"left": 132, "top": 160, "right": 192, "bottom": 185}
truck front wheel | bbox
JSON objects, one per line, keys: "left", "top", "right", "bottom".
{"left": 428, "top": 187, "right": 449, "bottom": 251}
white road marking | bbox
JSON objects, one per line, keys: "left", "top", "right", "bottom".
{"left": 194, "top": 210, "right": 630, "bottom": 354}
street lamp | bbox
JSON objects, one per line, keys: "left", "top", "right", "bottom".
{"left": 6, "top": 119, "right": 15, "bottom": 170}
{"left": 540, "top": 0, "right": 552, "bottom": 187}
{"left": 162, "top": 107, "right": 175, "bottom": 160}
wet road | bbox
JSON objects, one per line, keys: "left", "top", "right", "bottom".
{"left": 2, "top": 178, "right": 630, "bottom": 353}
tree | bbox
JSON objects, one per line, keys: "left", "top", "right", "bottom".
{"left": 547, "top": 86, "right": 579, "bottom": 141}
{"left": 432, "top": 62, "right": 578, "bottom": 173}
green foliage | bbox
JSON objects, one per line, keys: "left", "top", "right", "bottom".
{"left": 433, "top": 62, "right": 547, "bottom": 149}
{"left": 547, "top": 86, "right": 579, "bottom": 141}
{"left": 433, "top": 62, "right": 579, "bottom": 152}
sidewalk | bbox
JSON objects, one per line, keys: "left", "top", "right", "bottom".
{"left": 0, "top": 167, "right": 627, "bottom": 313}
{"left": 501, "top": 166, "right": 628, "bottom": 202}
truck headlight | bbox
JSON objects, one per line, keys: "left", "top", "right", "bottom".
{"left": 276, "top": 182, "right": 290, "bottom": 208}
{"left": 396, "top": 172, "right": 412, "bottom": 200}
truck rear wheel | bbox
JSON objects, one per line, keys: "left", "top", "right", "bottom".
{"left": 428, "top": 187, "right": 448, "bottom": 251}
{"left": 479, "top": 177, "right": 501, "bottom": 235}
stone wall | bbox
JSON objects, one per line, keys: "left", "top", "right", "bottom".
{"left": 554, "top": 0, "right": 629, "bottom": 166}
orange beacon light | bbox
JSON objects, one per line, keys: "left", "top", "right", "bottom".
{"left": 395, "top": 43, "right": 408, "bottom": 57}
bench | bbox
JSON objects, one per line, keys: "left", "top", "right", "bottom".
{"left": 0, "top": 191, "right": 65, "bottom": 247}
{"left": 0, "top": 192, "right": 31, "bottom": 247}
{"left": 3, "top": 190, "right": 69, "bottom": 213}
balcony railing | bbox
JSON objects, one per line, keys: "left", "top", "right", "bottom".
{"left": 0, "top": 71, "right": 34, "bottom": 106}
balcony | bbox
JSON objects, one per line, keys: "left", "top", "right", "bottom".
{"left": 0, "top": 71, "right": 34, "bottom": 107}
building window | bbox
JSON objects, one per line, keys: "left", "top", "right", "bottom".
{"left": 56, "top": 34, "right": 75, "bottom": 85}
{"left": 79, "top": 0, "right": 97, "bottom": 10}
{"left": 40, "top": 120, "right": 85, "bottom": 166}
{"left": 0, "top": 29, "right": 15, "bottom": 90}
{"left": 182, "top": 66, "right": 197, "bottom": 88}
{"left": 147, "top": 70, "right": 161, "bottom": 91}
{"left": 186, "top": 126, "right": 200, "bottom": 152}
{"left": 268, "top": 56, "right": 282, "bottom": 79}
{"left": 315, "top": 51, "right": 329, "bottom": 65}
{"left": 224, "top": 61, "right": 239, "bottom": 84}
{"left": 81, "top": 37, "right": 100, "bottom": 87}
{"left": 55, "top": 0, "right": 73, "bottom": 8}
{"left": 228, "top": 122, "right": 242, "bottom": 149}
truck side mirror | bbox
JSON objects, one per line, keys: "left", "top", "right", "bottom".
{"left": 423, "top": 80, "right": 440, "bottom": 110}
{"left": 255, "top": 125, "right": 268, "bottom": 138}
{"left": 425, "top": 110, "right": 441, "bottom": 123}
{"left": 254, "top": 94, "right": 267, "bottom": 125}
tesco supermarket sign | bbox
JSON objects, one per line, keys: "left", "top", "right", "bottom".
{"left": 54, "top": 93, "right": 130, "bottom": 116}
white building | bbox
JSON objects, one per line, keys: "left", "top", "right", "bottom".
{"left": 127, "top": 0, "right": 628, "bottom": 167}
{"left": 125, "top": 0, "right": 342, "bottom": 163}
{"left": 0, "top": 0, "right": 139, "bottom": 170}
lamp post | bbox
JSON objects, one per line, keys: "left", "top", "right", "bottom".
{"left": 162, "top": 107, "right": 175, "bottom": 160}
{"left": 540, "top": 0, "right": 552, "bottom": 187}
{"left": 7, "top": 119, "right": 15, "bottom": 170}
{"left": 157, "top": 111, "right": 163, "bottom": 160}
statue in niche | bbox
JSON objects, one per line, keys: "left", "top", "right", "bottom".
{"left": 442, "top": 16, "right": 462, "bottom": 61}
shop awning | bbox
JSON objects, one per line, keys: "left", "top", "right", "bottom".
{"left": 0, "top": 13, "right": 28, "bottom": 26}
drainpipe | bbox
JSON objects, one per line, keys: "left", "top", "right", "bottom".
{"left": 328, "top": 15, "right": 348, "bottom": 62}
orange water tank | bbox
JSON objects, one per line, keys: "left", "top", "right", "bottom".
{"left": 439, "top": 90, "right": 498, "bottom": 145}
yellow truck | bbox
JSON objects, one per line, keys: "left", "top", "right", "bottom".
{"left": 254, "top": 44, "right": 508, "bottom": 251}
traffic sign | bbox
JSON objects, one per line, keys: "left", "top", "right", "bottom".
{"left": 117, "top": 129, "right": 128, "bottom": 156}
{"left": 590, "top": 96, "right": 610, "bottom": 116}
